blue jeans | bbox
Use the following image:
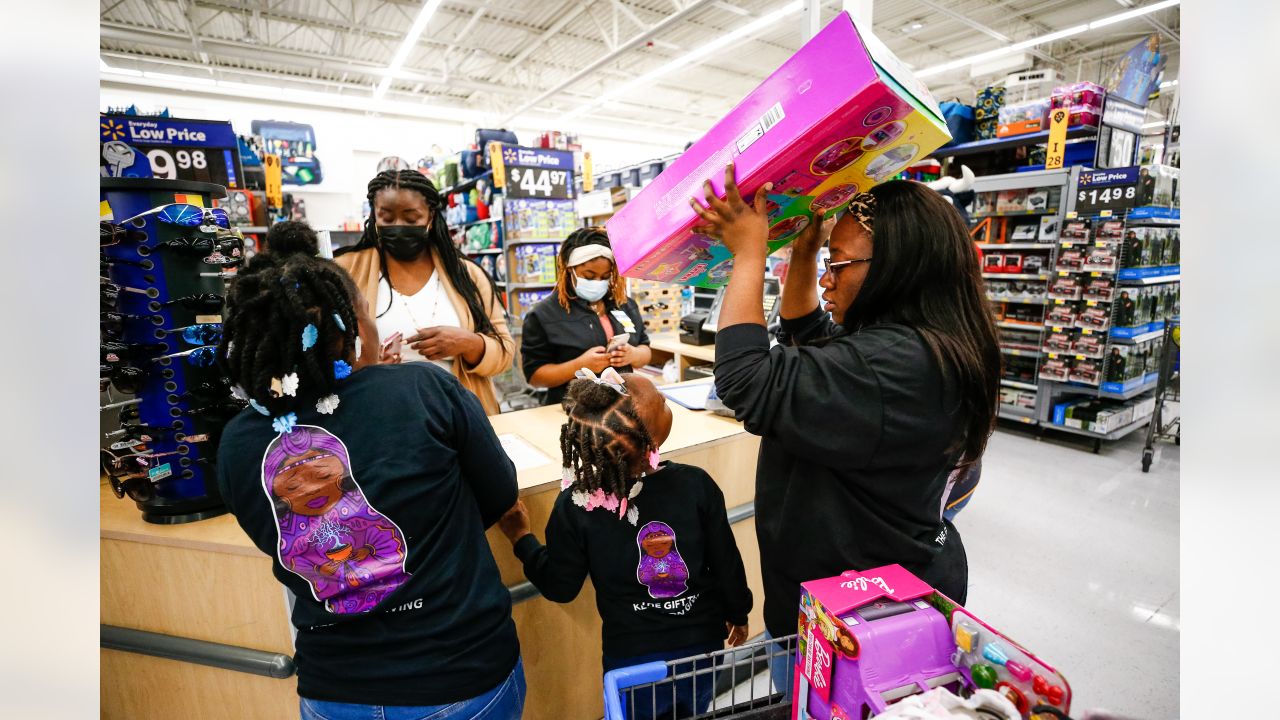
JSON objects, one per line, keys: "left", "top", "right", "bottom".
{"left": 764, "top": 630, "right": 794, "bottom": 702}
{"left": 299, "top": 658, "right": 525, "bottom": 720}
{"left": 604, "top": 642, "right": 721, "bottom": 720}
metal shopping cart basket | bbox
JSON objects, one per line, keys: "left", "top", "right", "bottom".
{"left": 603, "top": 634, "right": 796, "bottom": 720}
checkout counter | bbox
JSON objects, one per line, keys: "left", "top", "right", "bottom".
{"left": 100, "top": 380, "right": 762, "bottom": 720}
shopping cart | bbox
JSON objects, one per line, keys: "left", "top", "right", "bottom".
{"left": 603, "top": 634, "right": 796, "bottom": 720}
{"left": 1141, "top": 319, "right": 1180, "bottom": 472}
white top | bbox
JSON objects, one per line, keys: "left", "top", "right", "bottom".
{"left": 375, "top": 271, "right": 461, "bottom": 372}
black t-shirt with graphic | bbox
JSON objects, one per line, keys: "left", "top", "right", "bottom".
{"left": 216, "top": 363, "right": 520, "bottom": 706}
{"left": 514, "top": 461, "right": 752, "bottom": 659}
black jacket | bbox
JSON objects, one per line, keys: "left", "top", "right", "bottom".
{"left": 216, "top": 363, "right": 520, "bottom": 705}
{"left": 514, "top": 461, "right": 752, "bottom": 658}
{"left": 520, "top": 294, "right": 650, "bottom": 405}
{"left": 715, "top": 308, "right": 968, "bottom": 637}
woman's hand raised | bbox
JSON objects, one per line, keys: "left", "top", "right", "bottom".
{"left": 689, "top": 164, "right": 772, "bottom": 261}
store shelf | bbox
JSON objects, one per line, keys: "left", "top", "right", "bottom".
{"left": 998, "top": 406, "right": 1039, "bottom": 425}
{"left": 499, "top": 282, "right": 555, "bottom": 289}
{"left": 1098, "top": 377, "right": 1160, "bottom": 401}
{"left": 235, "top": 225, "right": 269, "bottom": 233}
{"left": 1000, "top": 347, "right": 1041, "bottom": 358}
{"left": 983, "top": 272, "right": 1050, "bottom": 281}
{"left": 932, "top": 126, "right": 1098, "bottom": 159}
{"left": 976, "top": 243, "right": 1054, "bottom": 251}
{"left": 457, "top": 217, "right": 502, "bottom": 228}
{"left": 464, "top": 248, "right": 503, "bottom": 255}
{"left": 1118, "top": 274, "right": 1180, "bottom": 286}
{"left": 988, "top": 294, "right": 1048, "bottom": 305}
{"left": 971, "top": 209, "right": 1060, "bottom": 219}
{"left": 442, "top": 171, "right": 492, "bottom": 196}
{"left": 1001, "top": 379, "right": 1040, "bottom": 391}
{"left": 1110, "top": 329, "right": 1165, "bottom": 344}
{"left": 505, "top": 238, "right": 563, "bottom": 247}
{"left": 996, "top": 321, "right": 1045, "bottom": 331}
{"left": 1045, "top": 415, "right": 1152, "bottom": 441}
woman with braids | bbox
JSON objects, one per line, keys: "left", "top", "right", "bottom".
{"left": 519, "top": 227, "right": 652, "bottom": 405}
{"left": 214, "top": 251, "right": 525, "bottom": 718}
{"left": 497, "top": 369, "right": 751, "bottom": 719}
{"left": 335, "top": 168, "right": 514, "bottom": 415}
{"left": 689, "top": 166, "right": 1000, "bottom": 696}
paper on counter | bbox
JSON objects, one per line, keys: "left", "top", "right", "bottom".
{"left": 498, "top": 433, "right": 553, "bottom": 470}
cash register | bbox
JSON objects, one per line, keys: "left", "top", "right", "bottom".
{"left": 678, "top": 280, "right": 781, "bottom": 346}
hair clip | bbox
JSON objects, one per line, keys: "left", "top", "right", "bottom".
{"left": 316, "top": 394, "right": 340, "bottom": 415}
{"left": 561, "top": 466, "right": 575, "bottom": 491}
{"left": 301, "top": 324, "right": 318, "bottom": 351}
{"left": 333, "top": 360, "right": 352, "bottom": 380}
{"left": 847, "top": 192, "right": 877, "bottom": 234}
{"left": 575, "top": 367, "right": 628, "bottom": 395}
{"left": 272, "top": 412, "right": 298, "bottom": 434}
{"left": 332, "top": 313, "right": 347, "bottom": 332}
{"left": 247, "top": 398, "right": 270, "bottom": 416}
{"left": 281, "top": 372, "right": 299, "bottom": 397}
{"left": 231, "top": 384, "right": 249, "bottom": 401}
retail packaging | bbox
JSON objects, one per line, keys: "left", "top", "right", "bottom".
{"left": 607, "top": 11, "right": 949, "bottom": 287}
{"left": 1051, "top": 82, "right": 1106, "bottom": 110}
{"left": 511, "top": 243, "right": 557, "bottom": 284}
{"left": 792, "top": 565, "right": 1070, "bottom": 720}
{"left": 996, "top": 98, "right": 1050, "bottom": 137}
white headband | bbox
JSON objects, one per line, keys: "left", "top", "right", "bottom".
{"left": 567, "top": 244, "right": 614, "bottom": 268}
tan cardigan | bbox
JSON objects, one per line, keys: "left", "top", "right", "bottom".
{"left": 335, "top": 247, "right": 514, "bottom": 415}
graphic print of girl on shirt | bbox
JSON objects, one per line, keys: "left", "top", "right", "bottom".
{"left": 262, "top": 425, "right": 409, "bottom": 614}
{"left": 636, "top": 521, "right": 690, "bottom": 599}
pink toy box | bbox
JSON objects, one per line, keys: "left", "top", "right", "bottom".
{"left": 605, "top": 11, "right": 949, "bottom": 288}
{"left": 792, "top": 565, "right": 1071, "bottom": 720}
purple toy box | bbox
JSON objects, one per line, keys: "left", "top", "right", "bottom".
{"left": 606, "top": 11, "right": 949, "bottom": 287}
{"left": 792, "top": 565, "right": 1072, "bottom": 720}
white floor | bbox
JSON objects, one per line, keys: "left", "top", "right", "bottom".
{"left": 960, "top": 421, "right": 1180, "bottom": 719}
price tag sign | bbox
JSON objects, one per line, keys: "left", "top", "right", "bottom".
{"left": 263, "top": 154, "right": 283, "bottom": 208}
{"left": 1075, "top": 167, "right": 1140, "bottom": 215}
{"left": 497, "top": 145, "right": 576, "bottom": 200}
{"left": 1045, "top": 107, "right": 1070, "bottom": 170}
{"left": 1066, "top": 212, "right": 1078, "bottom": 220}
{"left": 583, "top": 151, "right": 594, "bottom": 193}
{"left": 101, "top": 114, "right": 243, "bottom": 188}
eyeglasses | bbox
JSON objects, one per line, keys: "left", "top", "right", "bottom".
{"left": 101, "top": 341, "right": 168, "bottom": 363}
{"left": 153, "top": 346, "right": 219, "bottom": 368}
{"left": 156, "top": 323, "right": 222, "bottom": 346}
{"left": 101, "top": 279, "right": 159, "bottom": 309}
{"left": 154, "top": 293, "right": 224, "bottom": 312}
{"left": 100, "top": 363, "right": 149, "bottom": 395}
{"left": 822, "top": 256, "right": 874, "bottom": 274}
{"left": 100, "top": 221, "right": 148, "bottom": 248}
{"left": 122, "top": 204, "right": 230, "bottom": 231}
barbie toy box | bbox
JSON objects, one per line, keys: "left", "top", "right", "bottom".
{"left": 792, "top": 565, "right": 1071, "bottom": 720}
{"left": 606, "top": 11, "right": 949, "bottom": 288}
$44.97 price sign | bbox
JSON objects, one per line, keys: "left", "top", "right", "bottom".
{"left": 1075, "top": 167, "right": 1139, "bottom": 215}
{"left": 495, "top": 145, "right": 575, "bottom": 200}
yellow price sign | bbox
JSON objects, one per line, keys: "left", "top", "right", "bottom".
{"left": 1066, "top": 212, "right": 1078, "bottom": 219}
{"left": 489, "top": 143, "right": 506, "bottom": 189}
{"left": 1100, "top": 209, "right": 1114, "bottom": 218}
{"left": 1045, "top": 108, "right": 1069, "bottom": 170}
{"left": 263, "top": 154, "right": 283, "bottom": 208}
{"left": 582, "top": 152, "right": 594, "bottom": 193}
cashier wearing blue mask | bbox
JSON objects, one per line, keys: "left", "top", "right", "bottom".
{"left": 520, "top": 228, "right": 652, "bottom": 406}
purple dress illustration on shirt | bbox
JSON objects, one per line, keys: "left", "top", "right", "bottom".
{"left": 636, "top": 521, "right": 690, "bottom": 599}
{"left": 261, "top": 425, "right": 409, "bottom": 614}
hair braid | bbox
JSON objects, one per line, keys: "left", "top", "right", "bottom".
{"left": 558, "top": 379, "right": 654, "bottom": 517}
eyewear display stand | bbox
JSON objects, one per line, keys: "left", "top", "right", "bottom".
{"left": 101, "top": 178, "right": 232, "bottom": 524}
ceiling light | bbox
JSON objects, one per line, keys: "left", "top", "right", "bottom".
{"left": 374, "top": 0, "right": 444, "bottom": 99}
{"left": 142, "top": 71, "right": 215, "bottom": 86}
{"left": 917, "top": 0, "right": 1179, "bottom": 79}
{"left": 99, "top": 61, "right": 144, "bottom": 78}
{"left": 564, "top": 0, "right": 803, "bottom": 121}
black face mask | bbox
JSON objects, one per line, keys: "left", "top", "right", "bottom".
{"left": 377, "top": 224, "right": 430, "bottom": 261}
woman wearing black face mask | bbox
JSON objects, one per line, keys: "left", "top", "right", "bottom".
{"left": 335, "top": 170, "right": 514, "bottom": 415}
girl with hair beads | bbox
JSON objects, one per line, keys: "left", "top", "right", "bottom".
{"left": 498, "top": 369, "right": 752, "bottom": 719}
{"left": 215, "top": 251, "right": 525, "bottom": 719}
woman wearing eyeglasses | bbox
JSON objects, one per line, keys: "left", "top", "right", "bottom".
{"left": 690, "top": 166, "right": 1000, "bottom": 693}
{"left": 519, "top": 228, "right": 652, "bottom": 406}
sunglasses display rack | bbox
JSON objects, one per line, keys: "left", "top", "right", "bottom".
{"left": 101, "top": 178, "right": 243, "bottom": 524}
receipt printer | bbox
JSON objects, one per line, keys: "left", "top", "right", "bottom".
{"left": 679, "top": 311, "right": 714, "bottom": 346}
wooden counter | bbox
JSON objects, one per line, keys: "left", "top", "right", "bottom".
{"left": 102, "top": 390, "right": 760, "bottom": 720}
{"left": 648, "top": 331, "right": 717, "bottom": 378}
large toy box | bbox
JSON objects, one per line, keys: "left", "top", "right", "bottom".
{"left": 606, "top": 11, "right": 949, "bottom": 288}
{"left": 792, "top": 565, "right": 1071, "bottom": 720}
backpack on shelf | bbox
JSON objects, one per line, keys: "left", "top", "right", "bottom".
{"left": 475, "top": 129, "right": 518, "bottom": 167}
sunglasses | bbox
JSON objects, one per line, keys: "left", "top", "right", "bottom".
{"left": 165, "top": 401, "right": 245, "bottom": 420}
{"left": 101, "top": 279, "right": 159, "bottom": 309}
{"left": 100, "top": 221, "right": 149, "bottom": 248}
{"left": 102, "top": 341, "right": 168, "bottom": 363}
{"left": 100, "top": 255, "right": 155, "bottom": 272}
{"left": 166, "top": 379, "right": 234, "bottom": 405}
{"left": 105, "top": 423, "right": 183, "bottom": 444}
{"left": 156, "top": 236, "right": 244, "bottom": 256}
{"left": 822, "top": 256, "right": 874, "bottom": 274}
{"left": 152, "top": 293, "right": 224, "bottom": 312}
{"left": 100, "top": 363, "right": 149, "bottom": 395}
{"left": 122, "top": 204, "right": 230, "bottom": 231}
{"left": 153, "top": 346, "right": 218, "bottom": 368}
{"left": 156, "top": 323, "right": 222, "bottom": 346}
{"left": 101, "top": 311, "right": 164, "bottom": 340}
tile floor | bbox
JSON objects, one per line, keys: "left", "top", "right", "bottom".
{"left": 959, "top": 422, "right": 1180, "bottom": 719}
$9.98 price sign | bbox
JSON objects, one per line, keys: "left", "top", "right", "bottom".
{"left": 100, "top": 114, "right": 243, "bottom": 188}
{"left": 1075, "top": 167, "right": 1139, "bottom": 215}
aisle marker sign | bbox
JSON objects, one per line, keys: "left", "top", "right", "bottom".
{"left": 1045, "top": 108, "right": 1069, "bottom": 170}
{"left": 489, "top": 142, "right": 506, "bottom": 189}
{"left": 583, "top": 152, "right": 594, "bottom": 194}
{"left": 263, "top": 154, "right": 283, "bottom": 208}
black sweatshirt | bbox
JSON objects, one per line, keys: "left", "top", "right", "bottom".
{"left": 520, "top": 294, "right": 651, "bottom": 406}
{"left": 514, "top": 461, "right": 752, "bottom": 658}
{"left": 216, "top": 363, "right": 520, "bottom": 706}
{"left": 714, "top": 309, "right": 969, "bottom": 638}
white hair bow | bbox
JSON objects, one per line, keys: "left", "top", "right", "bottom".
{"left": 575, "top": 366, "right": 629, "bottom": 395}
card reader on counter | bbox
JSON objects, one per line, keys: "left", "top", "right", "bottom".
{"left": 679, "top": 311, "right": 714, "bottom": 346}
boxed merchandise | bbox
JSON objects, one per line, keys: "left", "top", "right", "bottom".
{"left": 1121, "top": 229, "right": 1147, "bottom": 269}
{"left": 1096, "top": 220, "right": 1125, "bottom": 241}
{"left": 995, "top": 189, "right": 1029, "bottom": 213}
{"left": 1043, "top": 330, "right": 1074, "bottom": 353}
{"left": 1141, "top": 230, "right": 1162, "bottom": 268}
{"left": 1063, "top": 105, "right": 1102, "bottom": 128}
{"left": 1045, "top": 303, "right": 1077, "bottom": 328}
{"left": 1003, "top": 354, "right": 1039, "bottom": 383}
{"left": 996, "top": 98, "right": 1050, "bottom": 137}
{"left": 1060, "top": 219, "right": 1092, "bottom": 242}
{"left": 1082, "top": 276, "right": 1114, "bottom": 302}
{"left": 511, "top": 243, "right": 558, "bottom": 284}
{"left": 608, "top": 12, "right": 949, "bottom": 287}
{"left": 1083, "top": 245, "right": 1119, "bottom": 273}
{"left": 1073, "top": 333, "right": 1105, "bottom": 358}
{"left": 1051, "top": 81, "right": 1105, "bottom": 110}
{"left": 1038, "top": 216, "right": 1059, "bottom": 242}
{"left": 974, "top": 85, "right": 1005, "bottom": 140}
{"left": 1113, "top": 290, "right": 1138, "bottom": 328}
{"left": 1021, "top": 254, "right": 1046, "bottom": 275}
{"left": 1076, "top": 306, "right": 1111, "bottom": 331}
{"left": 1009, "top": 221, "right": 1038, "bottom": 240}
{"left": 1055, "top": 249, "right": 1085, "bottom": 272}
{"left": 1003, "top": 254, "right": 1024, "bottom": 274}
{"left": 972, "top": 192, "right": 996, "bottom": 217}
{"left": 982, "top": 254, "right": 1005, "bottom": 274}
{"left": 1039, "top": 357, "right": 1070, "bottom": 381}
{"left": 1048, "top": 276, "right": 1083, "bottom": 301}
{"left": 793, "top": 565, "right": 1071, "bottom": 720}
{"left": 1068, "top": 358, "right": 1101, "bottom": 386}
{"left": 1137, "top": 164, "right": 1180, "bottom": 207}
{"left": 1025, "top": 188, "right": 1052, "bottom": 213}
{"left": 1001, "top": 328, "right": 1041, "bottom": 352}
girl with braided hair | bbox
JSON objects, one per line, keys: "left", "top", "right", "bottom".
{"left": 215, "top": 251, "right": 525, "bottom": 718}
{"left": 498, "top": 370, "right": 751, "bottom": 719}
{"left": 335, "top": 169, "right": 513, "bottom": 415}
{"left": 520, "top": 227, "right": 652, "bottom": 405}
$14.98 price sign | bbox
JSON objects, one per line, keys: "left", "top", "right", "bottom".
{"left": 496, "top": 145, "right": 575, "bottom": 200}
{"left": 1075, "top": 167, "right": 1139, "bottom": 215}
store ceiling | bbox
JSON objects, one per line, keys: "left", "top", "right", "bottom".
{"left": 100, "top": 0, "right": 1180, "bottom": 140}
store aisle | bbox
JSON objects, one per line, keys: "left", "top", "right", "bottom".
{"left": 961, "top": 424, "right": 1179, "bottom": 719}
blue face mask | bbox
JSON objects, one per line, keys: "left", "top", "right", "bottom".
{"left": 574, "top": 275, "right": 610, "bottom": 303}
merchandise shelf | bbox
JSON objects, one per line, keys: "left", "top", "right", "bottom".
{"left": 500, "top": 282, "right": 556, "bottom": 289}
{"left": 457, "top": 217, "right": 502, "bottom": 228}
{"left": 976, "top": 242, "right": 1054, "bottom": 251}
{"left": 996, "top": 321, "right": 1044, "bottom": 331}
{"left": 1046, "top": 415, "right": 1152, "bottom": 441}
{"left": 1110, "top": 329, "right": 1165, "bottom": 344}
{"left": 931, "top": 126, "right": 1098, "bottom": 159}
{"left": 442, "top": 171, "right": 492, "bottom": 196}
{"left": 971, "top": 209, "right": 1060, "bottom": 219}
{"left": 1000, "top": 379, "right": 1040, "bottom": 391}
{"left": 999, "top": 347, "right": 1041, "bottom": 358}
{"left": 1098, "top": 377, "right": 1160, "bottom": 401}
{"left": 988, "top": 294, "right": 1048, "bottom": 305}
{"left": 505, "top": 238, "right": 564, "bottom": 247}
{"left": 998, "top": 406, "right": 1039, "bottom": 425}
{"left": 464, "top": 248, "right": 503, "bottom": 255}
{"left": 1118, "top": 274, "right": 1180, "bottom": 286}
{"left": 984, "top": 272, "right": 1050, "bottom": 281}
